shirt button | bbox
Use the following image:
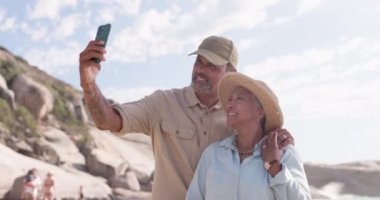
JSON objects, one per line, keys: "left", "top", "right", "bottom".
{"left": 205, "top": 111, "right": 208, "bottom": 115}
{"left": 176, "top": 130, "right": 179, "bottom": 134}
{"left": 203, "top": 131, "right": 207, "bottom": 135}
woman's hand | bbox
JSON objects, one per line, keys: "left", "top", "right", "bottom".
{"left": 261, "top": 131, "right": 285, "bottom": 176}
{"left": 276, "top": 128, "right": 294, "bottom": 150}
{"left": 261, "top": 131, "right": 284, "bottom": 163}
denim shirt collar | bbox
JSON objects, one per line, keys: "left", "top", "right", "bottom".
{"left": 218, "top": 135, "right": 265, "bottom": 158}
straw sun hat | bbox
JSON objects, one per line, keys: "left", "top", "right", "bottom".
{"left": 218, "top": 72, "right": 283, "bottom": 132}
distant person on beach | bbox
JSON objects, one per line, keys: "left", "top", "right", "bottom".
{"left": 186, "top": 72, "right": 311, "bottom": 200}
{"left": 79, "top": 35, "right": 294, "bottom": 199}
{"left": 21, "top": 168, "right": 41, "bottom": 200}
{"left": 41, "top": 172, "right": 55, "bottom": 200}
{"left": 79, "top": 185, "right": 84, "bottom": 200}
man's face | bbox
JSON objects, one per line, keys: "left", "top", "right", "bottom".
{"left": 191, "top": 55, "right": 228, "bottom": 96}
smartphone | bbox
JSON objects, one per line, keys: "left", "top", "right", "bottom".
{"left": 92, "top": 23, "right": 111, "bottom": 63}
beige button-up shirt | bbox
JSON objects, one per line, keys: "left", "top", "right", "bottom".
{"left": 113, "top": 86, "right": 234, "bottom": 200}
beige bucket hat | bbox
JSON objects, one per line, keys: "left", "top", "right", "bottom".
{"left": 189, "top": 36, "right": 238, "bottom": 68}
{"left": 218, "top": 72, "right": 283, "bottom": 132}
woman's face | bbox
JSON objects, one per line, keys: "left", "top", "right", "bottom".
{"left": 225, "top": 86, "right": 263, "bottom": 129}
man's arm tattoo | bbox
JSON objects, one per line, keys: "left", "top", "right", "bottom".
{"left": 83, "top": 82, "right": 110, "bottom": 127}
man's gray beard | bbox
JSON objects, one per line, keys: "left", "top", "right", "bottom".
{"left": 191, "top": 81, "right": 212, "bottom": 94}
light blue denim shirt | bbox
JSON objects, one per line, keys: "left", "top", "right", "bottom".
{"left": 186, "top": 135, "right": 311, "bottom": 200}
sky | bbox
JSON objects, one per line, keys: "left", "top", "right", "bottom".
{"left": 1, "top": 0, "right": 379, "bottom": 164}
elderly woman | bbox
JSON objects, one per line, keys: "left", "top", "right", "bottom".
{"left": 186, "top": 72, "right": 311, "bottom": 200}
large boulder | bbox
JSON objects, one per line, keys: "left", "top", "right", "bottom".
{"left": 112, "top": 188, "right": 151, "bottom": 200}
{"left": 305, "top": 162, "right": 380, "bottom": 199}
{"left": 109, "top": 170, "right": 141, "bottom": 191}
{"left": 88, "top": 128, "right": 155, "bottom": 185}
{"left": 5, "top": 137, "right": 34, "bottom": 157}
{"left": 86, "top": 148, "right": 129, "bottom": 179}
{"left": 40, "top": 127, "right": 85, "bottom": 168}
{"left": 0, "top": 74, "right": 16, "bottom": 109}
{"left": 30, "top": 138, "right": 60, "bottom": 165}
{"left": 67, "top": 94, "right": 88, "bottom": 124}
{"left": 84, "top": 128, "right": 155, "bottom": 191}
{"left": 0, "top": 74, "right": 6, "bottom": 89}
{"left": 10, "top": 74, "right": 54, "bottom": 120}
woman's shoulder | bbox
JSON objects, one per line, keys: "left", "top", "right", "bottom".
{"left": 282, "top": 145, "right": 304, "bottom": 163}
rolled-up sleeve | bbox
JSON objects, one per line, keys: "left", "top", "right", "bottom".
{"left": 111, "top": 91, "right": 162, "bottom": 136}
{"left": 269, "top": 146, "right": 311, "bottom": 200}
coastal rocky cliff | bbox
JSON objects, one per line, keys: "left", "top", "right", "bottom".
{"left": 0, "top": 46, "right": 379, "bottom": 199}
{"left": 0, "top": 46, "right": 153, "bottom": 199}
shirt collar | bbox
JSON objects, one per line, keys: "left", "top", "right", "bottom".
{"left": 218, "top": 135, "right": 266, "bottom": 158}
{"left": 185, "top": 86, "right": 199, "bottom": 107}
{"left": 219, "top": 135, "right": 236, "bottom": 150}
{"left": 185, "top": 86, "right": 223, "bottom": 110}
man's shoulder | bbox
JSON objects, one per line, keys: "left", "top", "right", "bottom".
{"left": 153, "top": 86, "right": 189, "bottom": 94}
{"left": 149, "top": 86, "right": 190, "bottom": 101}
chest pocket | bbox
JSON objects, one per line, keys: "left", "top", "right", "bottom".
{"left": 161, "top": 120, "right": 195, "bottom": 140}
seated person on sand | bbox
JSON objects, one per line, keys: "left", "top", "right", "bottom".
{"left": 186, "top": 72, "right": 311, "bottom": 200}
{"left": 21, "top": 168, "right": 41, "bottom": 200}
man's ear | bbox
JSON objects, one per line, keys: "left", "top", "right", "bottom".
{"left": 226, "top": 63, "right": 236, "bottom": 72}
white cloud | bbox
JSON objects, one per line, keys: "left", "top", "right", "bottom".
{"left": 270, "top": 16, "right": 294, "bottom": 26}
{"left": 111, "top": 0, "right": 142, "bottom": 15}
{"left": 243, "top": 37, "right": 380, "bottom": 120}
{"left": 0, "top": 17, "right": 15, "bottom": 32}
{"left": 0, "top": 7, "right": 5, "bottom": 21}
{"left": 264, "top": 0, "right": 323, "bottom": 27}
{"left": 53, "top": 14, "right": 82, "bottom": 40}
{"left": 28, "top": 0, "right": 77, "bottom": 19}
{"left": 238, "top": 38, "right": 259, "bottom": 52}
{"left": 244, "top": 48, "right": 334, "bottom": 79}
{"left": 88, "top": 0, "right": 142, "bottom": 15}
{"left": 110, "top": 0, "right": 281, "bottom": 63}
{"left": 365, "top": 127, "right": 380, "bottom": 136}
{"left": 99, "top": 9, "right": 115, "bottom": 22}
{"left": 21, "top": 0, "right": 85, "bottom": 42}
{"left": 20, "top": 11, "right": 88, "bottom": 42}
{"left": 20, "top": 23, "right": 48, "bottom": 41}
{"left": 109, "top": 8, "right": 184, "bottom": 62}
{"left": 83, "top": 0, "right": 142, "bottom": 22}
{"left": 0, "top": 7, "right": 15, "bottom": 32}
{"left": 23, "top": 42, "right": 82, "bottom": 75}
{"left": 296, "top": 0, "right": 322, "bottom": 16}
{"left": 103, "top": 86, "right": 159, "bottom": 103}
{"left": 281, "top": 80, "right": 380, "bottom": 120}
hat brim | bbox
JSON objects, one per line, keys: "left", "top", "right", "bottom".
{"left": 189, "top": 49, "right": 228, "bottom": 66}
{"left": 218, "top": 72, "right": 283, "bottom": 132}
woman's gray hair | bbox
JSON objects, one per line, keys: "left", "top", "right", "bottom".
{"left": 251, "top": 94, "right": 266, "bottom": 131}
